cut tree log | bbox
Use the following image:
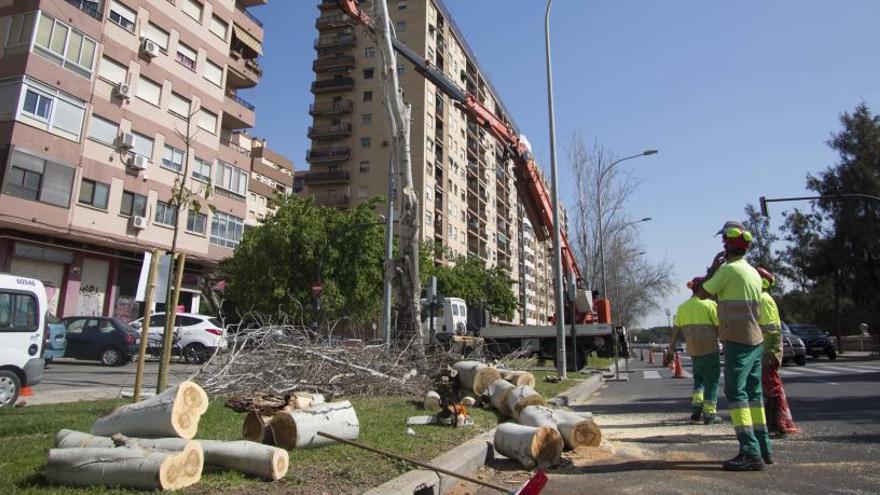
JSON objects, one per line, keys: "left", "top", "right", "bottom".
{"left": 91, "top": 381, "right": 209, "bottom": 439}
{"left": 504, "top": 385, "right": 547, "bottom": 421}
{"left": 486, "top": 378, "right": 516, "bottom": 417}
{"left": 554, "top": 409, "right": 602, "bottom": 449}
{"left": 44, "top": 442, "right": 203, "bottom": 490}
{"left": 501, "top": 370, "right": 536, "bottom": 388}
{"left": 453, "top": 361, "right": 501, "bottom": 396}
{"left": 493, "top": 423, "right": 563, "bottom": 469}
{"left": 423, "top": 391, "right": 441, "bottom": 410}
{"left": 54, "top": 430, "right": 288, "bottom": 480}
{"left": 518, "top": 406, "right": 559, "bottom": 430}
{"left": 285, "top": 392, "right": 325, "bottom": 411}
{"left": 242, "top": 412, "right": 276, "bottom": 445}
{"left": 270, "top": 400, "right": 359, "bottom": 450}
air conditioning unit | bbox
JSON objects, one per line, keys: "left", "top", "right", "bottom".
{"left": 113, "top": 82, "right": 131, "bottom": 99}
{"left": 127, "top": 154, "right": 148, "bottom": 171}
{"left": 117, "top": 132, "right": 135, "bottom": 150}
{"left": 140, "top": 39, "right": 160, "bottom": 58}
{"left": 131, "top": 216, "right": 148, "bottom": 230}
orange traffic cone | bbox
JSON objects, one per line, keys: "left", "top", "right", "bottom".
{"left": 672, "top": 352, "right": 685, "bottom": 378}
{"left": 20, "top": 386, "right": 34, "bottom": 397}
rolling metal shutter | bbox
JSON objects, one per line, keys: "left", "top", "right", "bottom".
{"left": 76, "top": 258, "right": 109, "bottom": 316}
{"left": 9, "top": 257, "right": 65, "bottom": 314}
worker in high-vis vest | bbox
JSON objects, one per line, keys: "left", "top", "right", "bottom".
{"left": 698, "top": 220, "right": 772, "bottom": 471}
{"left": 757, "top": 268, "right": 801, "bottom": 436}
{"left": 668, "top": 278, "right": 722, "bottom": 424}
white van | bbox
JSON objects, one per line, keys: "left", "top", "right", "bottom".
{"left": 0, "top": 274, "right": 46, "bottom": 407}
{"left": 420, "top": 297, "right": 468, "bottom": 343}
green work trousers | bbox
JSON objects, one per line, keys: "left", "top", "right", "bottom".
{"left": 724, "top": 342, "right": 772, "bottom": 458}
{"left": 691, "top": 352, "right": 721, "bottom": 415}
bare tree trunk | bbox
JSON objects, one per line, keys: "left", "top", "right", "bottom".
{"left": 374, "top": 0, "right": 423, "bottom": 361}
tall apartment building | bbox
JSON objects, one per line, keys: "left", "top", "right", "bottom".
{"left": 305, "top": 0, "right": 557, "bottom": 324}
{"left": 0, "top": 0, "right": 273, "bottom": 320}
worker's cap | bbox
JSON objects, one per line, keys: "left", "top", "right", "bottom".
{"left": 686, "top": 276, "right": 704, "bottom": 290}
{"left": 715, "top": 220, "right": 746, "bottom": 236}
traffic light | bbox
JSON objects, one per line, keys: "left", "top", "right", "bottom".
{"left": 759, "top": 196, "right": 769, "bottom": 217}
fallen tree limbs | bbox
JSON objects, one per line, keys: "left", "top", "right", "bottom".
{"left": 55, "top": 430, "right": 289, "bottom": 480}
{"left": 91, "top": 381, "right": 208, "bottom": 439}
{"left": 45, "top": 442, "right": 203, "bottom": 491}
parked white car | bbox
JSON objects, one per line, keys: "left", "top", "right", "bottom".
{"left": 0, "top": 274, "right": 46, "bottom": 407}
{"left": 130, "top": 313, "right": 227, "bottom": 364}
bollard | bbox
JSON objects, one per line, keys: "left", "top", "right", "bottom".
{"left": 648, "top": 349, "right": 655, "bottom": 365}
{"left": 639, "top": 349, "right": 644, "bottom": 361}
{"left": 672, "top": 352, "right": 685, "bottom": 378}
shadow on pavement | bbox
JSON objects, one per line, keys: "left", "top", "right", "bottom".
{"left": 613, "top": 433, "right": 737, "bottom": 444}
{"left": 566, "top": 459, "right": 724, "bottom": 474}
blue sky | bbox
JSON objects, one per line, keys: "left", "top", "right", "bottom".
{"left": 244, "top": 1, "right": 880, "bottom": 328}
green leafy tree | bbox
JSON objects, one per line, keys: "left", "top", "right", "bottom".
{"left": 422, "top": 253, "right": 518, "bottom": 321}
{"left": 221, "top": 195, "right": 385, "bottom": 323}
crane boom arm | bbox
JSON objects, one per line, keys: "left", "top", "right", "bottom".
{"left": 333, "top": 0, "right": 582, "bottom": 282}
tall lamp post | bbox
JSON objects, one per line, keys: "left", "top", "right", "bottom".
{"left": 545, "top": 0, "right": 567, "bottom": 379}
{"left": 597, "top": 150, "right": 657, "bottom": 297}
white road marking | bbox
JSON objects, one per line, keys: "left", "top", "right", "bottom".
{"left": 845, "top": 365, "right": 880, "bottom": 373}
{"left": 779, "top": 369, "right": 801, "bottom": 376}
{"left": 643, "top": 370, "right": 661, "bottom": 380}
{"left": 821, "top": 366, "right": 876, "bottom": 374}
{"left": 791, "top": 367, "right": 837, "bottom": 375}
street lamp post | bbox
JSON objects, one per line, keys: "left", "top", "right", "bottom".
{"left": 597, "top": 151, "right": 657, "bottom": 298}
{"left": 545, "top": 0, "right": 567, "bottom": 379}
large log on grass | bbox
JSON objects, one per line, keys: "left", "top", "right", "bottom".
{"left": 487, "top": 378, "right": 516, "bottom": 417}
{"left": 270, "top": 400, "right": 359, "bottom": 450}
{"left": 501, "top": 370, "right": 536, "bottom": 388}
{"left": 242, "top": 412, "right": 276, "bottom": 445}
{"left": 54, "top": 429, "right": 288, "bottom": 480}
{"left": 453, "top": 361, "right": 501, "bottom": 396}
{"left": 44, "top": 442, "right": 203, "bottom": 490}
{"left": 91, "top": 381, "right": 208, "bottom": 439}
{"left": 423, "top": 390, "right": 441, "bottom": 410}
{"left": 555, "top": 410, "right": 602, "bottom": 449}
{"left": 493, "top": 423, "right": 563, "bottom": 469}
{"left": 518, "top": 406, "right": 559, "bottom": 430}
{"left": 504, "top": 385, "right": 547, "bottom": 421}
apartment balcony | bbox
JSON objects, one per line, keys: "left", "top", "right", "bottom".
{"left": 309, "top": 100, "right": 353, "bottom": 116}
{"left": 314, "top": 194, "right": 350, "bottom": 209}
{"left": 312, "top": 55, "right": 356, "bottom": 73}
{"left": 314, "top": 34, "right": 356, "bottom": 51}
{"left": 248, "top": 178, "right": 279, "bottom": 199}
{"left": 306, "top": 146, "right": 351, "bottom": 164}
{"left": 305, "top": 170, "right": 350, "bottom": 185}
{"left": 308, "top": 123, "right": 352, "bottom": 139}
{"left": 316, "top": 14, "right": 355, "bottom": 30}
{"left": 223, "top": 90, "right": 256, "bottom": 130}
{"left": 311, "top": 77, "right": 355, "bottom": 94}
{"left": 65, "top": 0, "right": 103, "bottom": 20}
{"left": 237, "top": 0, "right": 267, "bottom": 7}
{"left": 227, "top": 50, "right": 262, "bottom": 88}
{"left": 318, "top": 0, "right": 343, "bottom": 11}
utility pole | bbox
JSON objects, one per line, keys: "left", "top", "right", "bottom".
{"left": 374, "top": 0, "right": 424, "bottom": 361}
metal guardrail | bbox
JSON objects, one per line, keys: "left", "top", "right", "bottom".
{"left": 226, "top": 91, "right": 256, "bottom": 111}
{"left": 66, "top": 0, "right": 102, "bottom": 20}
{"left": 220, "top": 137, "right": 251, "bottom": 157}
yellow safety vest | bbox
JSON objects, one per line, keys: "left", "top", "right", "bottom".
{"left": 701, "top": 257, "right": 764, "bottom": 345}
{"left": 673, "top": 297, "right": 719, "bottom": 357}
{"left": 759, "top": 291, "right": 783, "bottom": 363}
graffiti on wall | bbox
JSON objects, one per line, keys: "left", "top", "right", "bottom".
{"left": 114, "top": 296, "right": 139, "bottom": 323}
{"left": 77, "top": 284, "right": 104, "bottom": 316}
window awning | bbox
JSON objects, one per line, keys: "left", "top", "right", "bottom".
{"left": 232, "top": 25, "right": 262, "bottom": 56}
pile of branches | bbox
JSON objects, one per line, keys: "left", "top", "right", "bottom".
{"left": 194, "top": 314, "right": 431, "bottom": 399}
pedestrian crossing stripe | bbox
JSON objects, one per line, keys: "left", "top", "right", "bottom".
{"left": 794, "top": 367, "right": 842, "bottom": 375}
{"left": 643, "top": 370, "right": 661, "bottom": 380}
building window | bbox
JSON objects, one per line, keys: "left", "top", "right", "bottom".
{"left": 87, "top": 115, "right": 118, "bottom": 145}
{"left": 161, "top": 145, "right": 184, "bottom": 172}
{"left": 4, "top": 13, "right": 37, "bottom": 49}
{"left": 398, "top": 1, "right": 408, "bottom": 10}
{"left": 155, "top": 201, "right": 177, "bottom": 226}
{"left": 363, "top": 91, "right": 373, "bottom": 102}
{"left": 361, "top": 137, "right": 371, "bottom": 148}
{"left": 143, "top": 22, "right": 169, "bottom": 51}
{"left": 197, "top": 109, "right": 217, "bottom": 134}
{"left": 214, "top": 160, "right": 248, "bottom": 196}
{"left": 176, "top": 42, "right": 197, "bottom": 71}
{"left": 396, "top": 21, "right": 407, "bottom": 32}
{"left": 128, "top": 132, "right": 154, "bottom": 160}
{"left": 193, "top": 157, "right": 212, "bottom": 182}
{"left": 169, "top": 92, "right": 191, "bottom": 118}
{"left": 363, "top": 68, "right": 374, "bottom": 79}
{"left": 186, "top": 210, "right": 207, "bottom": 234}
{"left": 210, "top": 211, "right": 244, "bottom": 248}
{"left": 120, "top": 191, "right": 147, "bottom": 217}
{"left": 97, "top": 56, "right": 127, "bottom": 84}
{"left": 204, "top": 59, "right": 223, "bottom": 86}
{"left": 182, "top": 0, "right": 204, "bottom": 23}
{"left": 359, "top": 161, "right": 370, "bottom": 172}
{"left": 34, "top": 13, "right": 96, "bottom": 78}
{"left": 362, "top": 114, "right": 372, "bottom": 126}
{"left": 365, "top": 46, "right": 375, "bottom": 58}
{"left": 3, "top": 149, "right": 74, "bottom": 208}
{"left": 78, "top": 178, "right": 109, "bottom": 209}
{"left": 16, "top": 78, "right": 86, "bottom": 141}
{"left": 136, "top": 75, "right": 162, "bottom": 106}
{"left": 209, "top": 15, "right": 228, "bottom": 40}
{"left": 108, "top": 1, "right": 137, "bottom": 32}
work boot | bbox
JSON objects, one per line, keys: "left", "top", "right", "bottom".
{"left": 722, "top": 453, "right": 765, "bottom": 471}
{"left": 703, "top": 414, "right": 723, "bottom": 425}
{"left": 762, "top": 454, "right": 774, "bottom": 465}
{"left": 690, "top": 411, "right": 702, "bottom": 423}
